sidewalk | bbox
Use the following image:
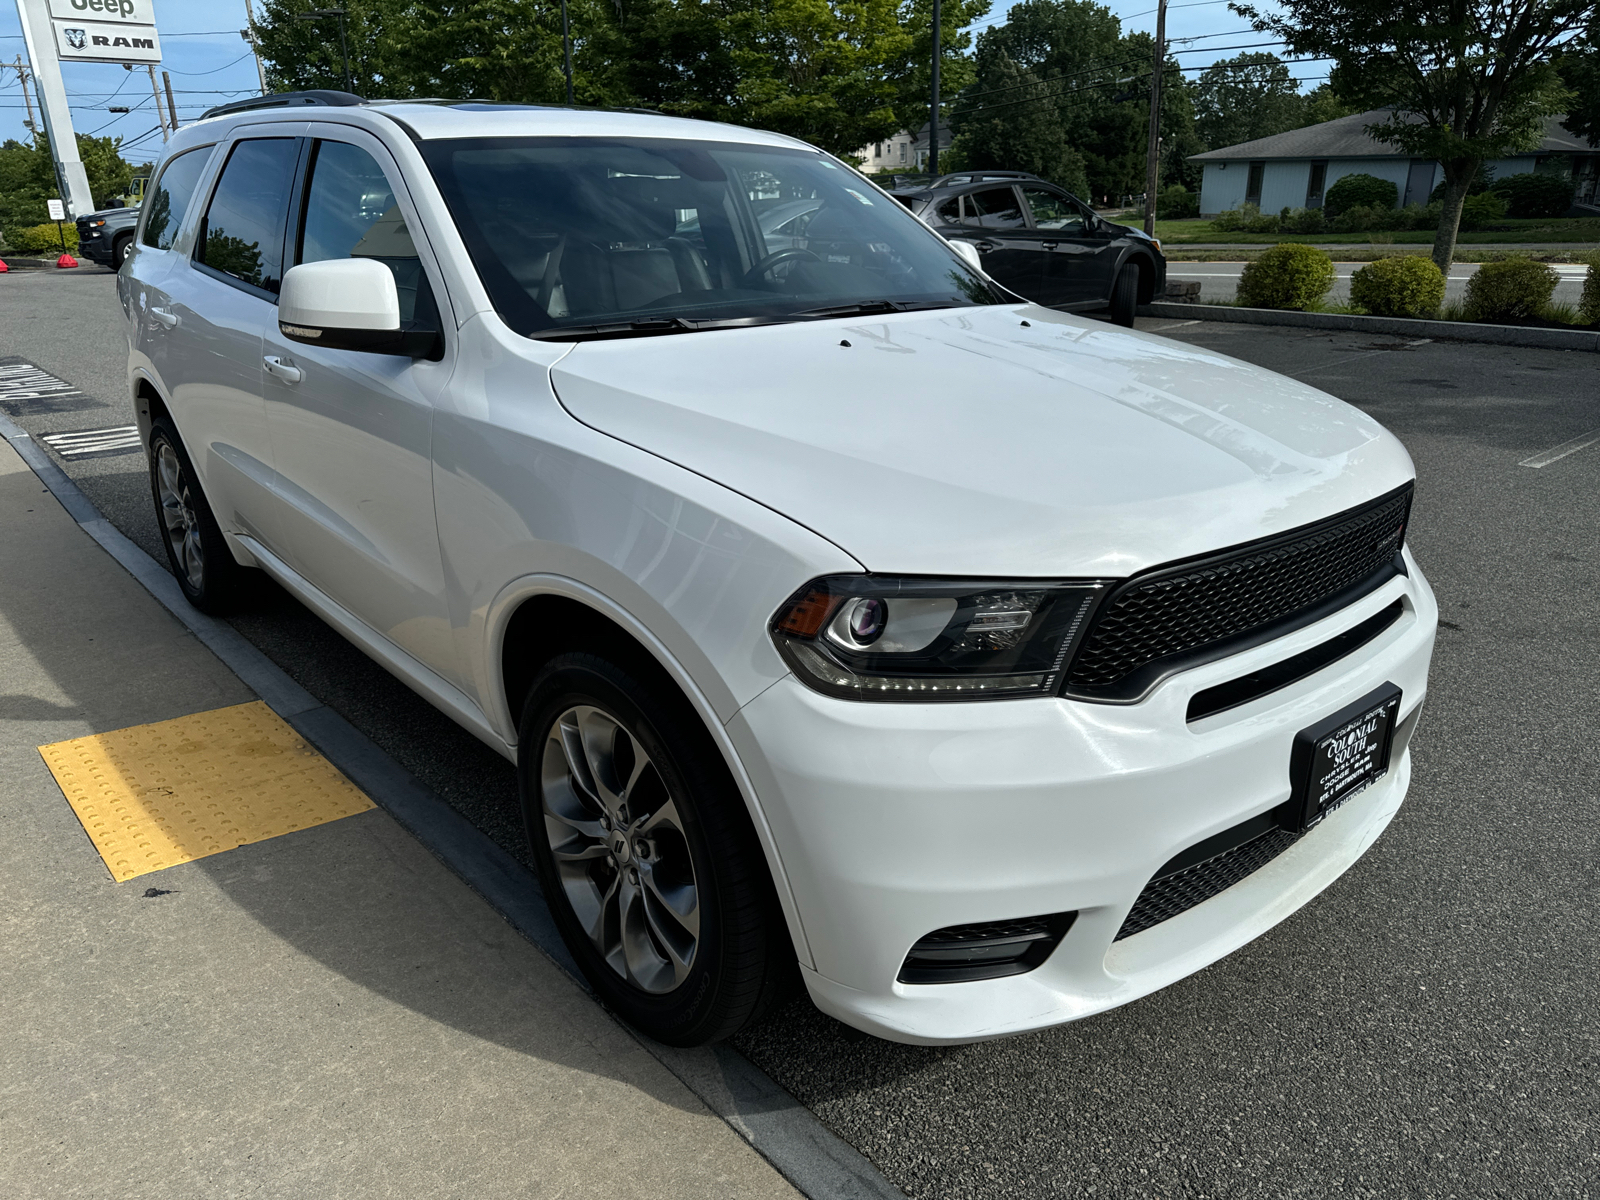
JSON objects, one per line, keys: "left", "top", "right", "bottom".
{"left": 0, "top": 436, "right": 799, "bottom": 1197}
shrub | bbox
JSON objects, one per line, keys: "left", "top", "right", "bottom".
{"left": 2, "top": 222, "right": 78, "bottom": 254}
{"left": 1350, "top": 256, "right": 1446, "bottom": 318}
{"left": 1284, "top": 206, "right": 1325, "bottom": 234}
{"left": 1462, "top": 257, "right": 1559, "bottom": 322}
{"left": 1324, "top": 173, "right": 1398, "bottom": 216}
{"left": 1328, "top": 204, "right": 1386, "bottom": 233}
{"left": 1488, "top": 172, "right": 1574, "bottom": 219}
{"left": 1580, "top": 254, "right": 1600, "bottom": 327}
{"left": 1210, "top": 202, "right": 1259, "bottom": 232}
{"left": 1459, "top": 191, "right": 1508, "bottom": 229}
{"left": 1157, "top": 184, "right": 1198, "bottom": 219}
{"left": 1244, "top": 210, "right": 1281, "bottom": 233}
{"left": 1428, "top": 164, "right": 1493, "bottom": 203}
{"left": 1404, "top": 202, "right": 1443, "bottom": 231}
{"left": 1236, "top": 243, "right": 1336, "bottom": 310}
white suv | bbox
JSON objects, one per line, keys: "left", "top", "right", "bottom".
{"left": 120, "top": 96, "right": 1437, "bottom": 1047}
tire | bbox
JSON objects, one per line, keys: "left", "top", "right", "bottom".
{"left": 113, "top": 234, "right": 133, "bottom": 268}
{"left": 1109, "top": 262, "right": 1140, "bottom": 327}
{"left": 518, "top": 650, "right": 793, "bottom": 1046}
{"left": 147, "top": 415, "right": 252, "bottom": 614}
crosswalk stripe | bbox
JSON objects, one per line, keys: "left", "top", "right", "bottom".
{"left": 39, "top": 425, "right": 143, "bottom": 460}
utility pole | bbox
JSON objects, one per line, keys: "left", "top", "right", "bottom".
{"left": 929, "top": 0, "right": 941, "bottom": 176}
{"left": 15, "top": 0, "right": 95, "bottom": 217}
{"left": 1143, "top": 0, "right": 1166, "bottom": 238}
{"left": 147, "top": 64, "right": 168, "bottom": 141}
{"left": 243, "top": 0, "right": 268, "bottom": 95}
{"left": 296, "top": 7, "right": 353, "bottom": 94}
{"left": 164, "top": 70, "right": 180, "bottom": 131}
{"left": 560, "top": 0, "right": 574, "bottom": 105}
{"left": 12, "top": 57, "right": 38, "bottom": 135}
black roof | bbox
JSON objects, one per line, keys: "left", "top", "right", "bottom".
{"left": 887, "top": 170, "right": 1049, "bottom": 199}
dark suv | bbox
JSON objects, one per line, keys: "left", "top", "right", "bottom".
{"left": 889, "top": 171, "right": 1165, "bottom": 326}
{"left": 75, "top": 205, "right": 141, "bottom": 268}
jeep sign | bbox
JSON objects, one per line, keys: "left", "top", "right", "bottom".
{"left": 52, "top": 16, "right": 161, "bottom": 63}
{"left": 48, "top": 0, "right": 157, "bottom": 24}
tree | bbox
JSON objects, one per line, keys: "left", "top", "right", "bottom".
{"left": 1557, "top": 20, "right": 1599, "bottom": 147}
{"left": 1193, "top": 52, "right": 1305, "bottom": 149}
{"left": 1298, "top": 82, "right": 1351, "bottom": 127}
{"left": 1234, "top": 0, "right": 1590, "bottom": 270}
{"left": 0, "top": 132, "right": 134, "bottom": 232}
{"left": 948, "top": 55, "right": 1090, "bottom": 193}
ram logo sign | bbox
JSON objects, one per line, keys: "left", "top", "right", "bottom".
{"left": 52, "top": 15, "right": 162, "bottom": 64}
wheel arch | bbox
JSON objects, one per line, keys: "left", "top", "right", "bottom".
{"left": 491, "top": 576, "right": 815, "bottom": 969}
{"left": 132, "top": 375, "right": 170, "bottom": 447}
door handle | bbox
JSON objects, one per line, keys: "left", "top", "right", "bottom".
{"left": 263, "top": 355, "right": 302, "bottom": 384}
{"left": 1040, "top": 241, "right": 1059, "bottom": 250}
{"left": 976, "top": 240, "right": 998, "bottom": 253}
{"left": 150, "top": 307, "right": 178, "bottom": 328}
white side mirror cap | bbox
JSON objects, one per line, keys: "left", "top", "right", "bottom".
{"left": 948, "top": 239, "right": 984, "bottom": 274}
{"left": 280, "top": 258, "right": 401, "bottom": 332}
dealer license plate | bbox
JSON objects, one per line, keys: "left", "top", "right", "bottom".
{"left": 1284, "top": 683, "right": 1403, "bottom": 832}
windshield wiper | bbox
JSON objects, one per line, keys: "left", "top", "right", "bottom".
{"left": 789, "top": 299, "right": 962, "bottom": 320}
{"left": 532, "top": 317, "right": 704, "bottom": 342}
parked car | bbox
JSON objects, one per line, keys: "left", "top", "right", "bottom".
{"left": 121, "top": 94, "right": 1435, "bottom": 1048}
{"left": 889, "top": 170, "right": 1165, "bottom": 325}
{"left": 76, "top": 204, "right": 141, "bottom": 268}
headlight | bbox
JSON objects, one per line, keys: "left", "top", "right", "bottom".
{"left": 770, "top": 575, "right": 1106, "bottom": 701}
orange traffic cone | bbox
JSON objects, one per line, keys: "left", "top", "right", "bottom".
{"left": 0, "top": 258, "right": 8, "bottom": 273}
{"left": 56, "top": 252, "right": 78, "bottom": 268}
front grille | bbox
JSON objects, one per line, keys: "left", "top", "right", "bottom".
{"left": 1065, "top": 486, "right": 1412, "bottom": 699}
{"left": 899, "top": 912, "right": 1077, "bottom": 984}
{"left": 1116, "top": 826, "right": 1301, "bottom": 941}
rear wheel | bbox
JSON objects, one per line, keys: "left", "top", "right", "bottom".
{"left": 1109, "top": 262, "right": 1140, "bottom": 327}
{"left": 147, "top": 416, "right": 251, "bottom": 614}
{"left": 518, "top": 650, "right": 793, "bottom": 1045}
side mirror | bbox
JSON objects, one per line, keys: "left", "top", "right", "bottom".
{"left": 279, "top": 258, "right": 438, "bottom": 357}
{"left": 947, "top": 239, "right": 984, "bottom": 273}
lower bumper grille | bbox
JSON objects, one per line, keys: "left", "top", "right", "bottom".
{"left": 899, "top": 912, "right": 1077, "bottom": 984}
{"left": 1116, "top": 822, "right": 1302, "bottom": 941}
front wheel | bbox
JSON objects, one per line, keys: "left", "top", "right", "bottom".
{"left": 519, "top": 650, "right": 793, "bottom": 1045}
{"left": 147, "top": 416, "right": 252, "bottom": 614}
{"left": 1109, "top": 262, "right": 1140, "bottom": 327}
{"left": 114, "top": 235, "right": 133, "bottom": 268}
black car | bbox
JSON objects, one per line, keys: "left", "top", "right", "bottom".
{"left": 74, "top": 205, "right": 141, "bottom": 268}
{"left": 888, "top": 171, "right": 1165, "bottom": 326}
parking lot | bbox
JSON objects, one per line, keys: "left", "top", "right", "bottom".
{"left": 4, "top": 267, "right": 1597, "bottom": 1198}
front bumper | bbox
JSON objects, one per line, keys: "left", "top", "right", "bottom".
{"left": 728, "top": 556, "right": 1437, "bottom": 1044}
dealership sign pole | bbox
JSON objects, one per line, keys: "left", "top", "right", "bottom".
{"left": 14, "top": 0, "right": 94, "bottom": 217}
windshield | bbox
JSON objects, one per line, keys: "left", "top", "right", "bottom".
{"left": 420, "top": 136, "right": 1007, "bottom": 337}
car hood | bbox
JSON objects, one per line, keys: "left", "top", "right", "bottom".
{"left": 548, "top": 305, "right": 1414, "bottom": 577}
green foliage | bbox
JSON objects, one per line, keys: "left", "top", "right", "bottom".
{"left": 1210, "top": 201, "right": 1282, "bottom": 233}
{"left": 1349, "top": 255, "right": 1446, "bottom": 317}
{"left": 1489, "top": 172, "right": 1575, "bottom": 218}
{"left": 1193, "top": 52, "right": 1305, "bottom": 150}
{"left": 1429, "top": 163, "right": 1492, "bottom": 202}
{"left": 1558, "top": 35, "right": 1599, "bottom": 148}
{"left": 1462, "top": 257, "right": 1560, "bottom": 321}
{"left": 1235, "top": 242, "right": 1335, "bottom": 309}
{"left": 204, "top": 233, "right": 265, "bottom": 287}
{"left": 1324, "top": 172, "right": 1398, "bottom": 216}
{"left": 253, "top": 0, "right": 988, "bottom": 159}
{"left": 0, "top": 132, "right": 136, "bottom": 233}
{"left": 1299, "top": 83, "right": 1352, "bottom": 126}
{"left": 1579, "top": 255, "right": 1600, "bottom": 325}
{"left": 4, "top": 222, "right": 78, "bottom": 254}
{"left": 946, "top": 54, "right": 1089, "bottom": 194}
{"left": 1459, "top": 191, "right": 1508, "bottom": 229}
{"left": 1283, "top": 206, "right": 1325, "bottom": 234}
{"left": 1157, "top": 184, "right": 1198, "bottom": 219}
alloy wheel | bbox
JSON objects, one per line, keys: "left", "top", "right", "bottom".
{"left": 540, "top": 704, "right": 701, "bottom": 994}
{"left": 156, "top": 441, "right": 204, "bottom": 590}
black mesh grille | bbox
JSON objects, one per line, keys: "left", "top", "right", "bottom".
{"left": 915, "top": 917, "right": 1053, "bottom": 945}
{"left": 1116, "top": 827, "right": 1301, "bottom": 940}
{"left": 1066, "top": 487, "right": 1412, "bottom": 695}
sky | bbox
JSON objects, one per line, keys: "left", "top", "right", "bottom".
{"left": 0, "top": 0, "right": 1311, "bottom": 165}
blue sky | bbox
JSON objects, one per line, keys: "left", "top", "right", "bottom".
{"left": 0, "top": 0, "right": 1313, "bottom": 163}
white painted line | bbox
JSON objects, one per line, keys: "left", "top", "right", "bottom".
{"left": 1520, "top": 429, "right": 1600, "bottom": 469}
{"left": 39, "top": 425, "right": 141, "bottom": 459}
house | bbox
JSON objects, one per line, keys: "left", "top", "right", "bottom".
{"left": 1190, "top": 110, "right": 1599, "bottom": 216}
{"left": 851, "top": 122, "right": 954, "bottom": 174}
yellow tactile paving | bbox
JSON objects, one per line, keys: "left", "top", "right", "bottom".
{"left": 39, "top": 701, "right": 375, "bottom": 882}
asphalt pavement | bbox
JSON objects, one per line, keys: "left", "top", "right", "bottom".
{"left": 3, "top": 268, "right": 1597, "bottom": 1199}
{"left": 1167, "top": 259, "right": 1593, "bottom": 306}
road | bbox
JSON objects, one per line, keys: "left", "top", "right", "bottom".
{"left": 1167, "top": 259, "right": 1592, "bottom": 306}
{"left": 4, "top": 268, "right": 1598, "bottom": 1199}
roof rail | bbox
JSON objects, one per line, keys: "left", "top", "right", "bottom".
{"left": 930, "top": 170, "right": 1043, "bottom": 188}
{"left": 200, "top": 90, "right": 367, "bottom": 121}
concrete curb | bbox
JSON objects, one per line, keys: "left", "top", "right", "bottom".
{"left": 0, "top": 410, "right": 905, "bottom": 1200}
{"left": 1139, "top": 301, "right": 1600, "bottom": 352}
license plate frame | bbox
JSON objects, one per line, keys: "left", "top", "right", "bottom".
{"left": 1282, "top": 682, "right": 1403, "bottom": 833}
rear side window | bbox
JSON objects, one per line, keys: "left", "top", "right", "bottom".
{"left": 196, "top": 138, "right": 299, "bottom": 293}
{"left": 968, "top": 187, "right": 1025, "bottom": 229}
{"left": 297, "top": 139, "right": 438, "bottom": 328}
{"left": 139, "top": 147, "right": 211, "bottom": 250}
{"left": 935, "top": 197, "right": 961, "bottom": 223}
